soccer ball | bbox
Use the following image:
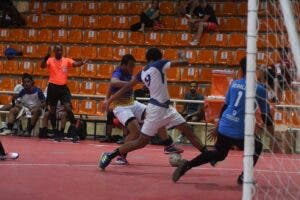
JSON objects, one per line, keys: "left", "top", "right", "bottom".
{"left": 169, "top": 153, "right": 182, "bottom": 167}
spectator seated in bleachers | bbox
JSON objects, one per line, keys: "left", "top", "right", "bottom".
{"left": 130, "top": 0, "right": 160, "bottom": 32}
{"left": 176, "top": 0, "right": 199, "bottom": 17}
{"left": 180, "top": 82, "right": 205, "bottom": 122}
{"left": 188, "top": 0, "right": 218, "bottom": 45}
{"left": 1, "top": 73, "right": 45, "bottom": 137}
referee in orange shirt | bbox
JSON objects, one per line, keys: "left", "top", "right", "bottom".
{"left": 41, "top": 44, "right": 86, "bottom": 142}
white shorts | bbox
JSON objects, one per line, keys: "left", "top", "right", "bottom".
{"left": 141, "top": 103, "right": 186, "bottom": 137}
{"left": 113, "top": 101, "right": 146, "bottom": 126}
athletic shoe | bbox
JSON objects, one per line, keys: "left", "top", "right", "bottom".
{"left": 0, "top": 152, "right": 19, "bottom": 160}
{"left": 237, "top": 173, "right": 243, "bottom": 185}
{"left": 172, "top": 159, "right": 190, "bottom": 182}
{"left": 115, "top": 156, "right": 129, "bottom": 165}
{"left": 99, "top": 152, "right": 112, "bottom": 170}
{"left": 164, "top": 144, "right": 184, "bottom": 154}
{"left": 190, "top": 40, "right": 199, "bottom": 46}
{"left": 54, "top": 130, "right": 63, "bottom": 142}
{"left": 72, "top": 135, "right": 79, "bottom": 143}
{"left": 0, "top": 129, "right": 12, "bottom": 136}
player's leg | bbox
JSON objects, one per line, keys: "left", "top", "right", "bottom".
{"left": 173, "top": 133, "right": 232, "bottom": 182}
{"left": 190, "top": 21, "right": 205, "bottom": 45}
{"left": 175, "top": 123, "right": 204, "bottom": 151}
{"left": 59, "top": 112, "right": 68, "bottom": 137}
{"left": 157, "top": 128, "right": 184, "bottom": 154}
{"left": 39, "top": 110, "right": 49, "bottom": 138}
{"left": 46, "top": 83, "right": 59, "bottom": 131}
{"left": 24, "top": 107, "right": 42, "bottom": 137}
{"left": 1, "top": 106, "right": 20, "bottom": 135}
{"left": 100, "top": 110, "right": 114, "bottom": 142}
{"left": 0, "top": 140, "right": 19, "bottom": 160}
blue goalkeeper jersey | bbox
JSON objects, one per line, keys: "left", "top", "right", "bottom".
{"left": 218, "top": 78, "right": 270, "bottom": 139}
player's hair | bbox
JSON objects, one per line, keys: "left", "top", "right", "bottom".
{"left": 54, "top": 43, "right": 63, "bottom": 50}
{"left": 22, "top": 73, "right": 34, "bottom": 82}
{"left": 240, "top": 57, "right": 247, "bottom": 76}
{"left": 146, "top": 48, "right": 162, "bottom": 62}
{"left": 121, "top": 54, "right": 136, "bottom": 66}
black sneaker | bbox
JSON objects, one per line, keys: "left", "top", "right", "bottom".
{"left": 54, "top": 130, "right": 62, "bottom": 142}
{"left": 172, "top": 159, "right": 189, "bottom": 182}
{"left": 99, "top": 152, "right": 112, "bottom": 170}
{"left": 237, "top": 173, "right": 243, "bottom": 185}
{"left": 164, "top": 144, "right": 184, "bottom": 154}
{"left": 0, "top": 152, "right": 19, "bottom": 160}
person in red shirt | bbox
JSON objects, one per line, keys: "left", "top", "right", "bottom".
{"left": 41, "top": 44, "right": 86, "bottom": 142}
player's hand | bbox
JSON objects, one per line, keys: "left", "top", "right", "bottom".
{"left": 207, "top": 128, "right": 218, "bottom": 142}
{"left": 101, "top": 100, "right": 110, "bottom": 113}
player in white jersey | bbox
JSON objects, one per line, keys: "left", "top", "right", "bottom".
{"left": 99, "top": 48, "right": 205, "bottom": 170}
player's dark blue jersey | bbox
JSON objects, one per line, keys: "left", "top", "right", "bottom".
{"left": 218, "top": 78, "right": 270, "bottom": 139}
{"left": 110, "top": 67, "right": 133, "bottom": 98}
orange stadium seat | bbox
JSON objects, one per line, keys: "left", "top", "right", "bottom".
{"left": 256, "top": 52, "right": 268, "bottom": 65}
{"left": 53, "top": 29, "right": 68, "bottom": 43}
{"left": 166, "top": 67, "right": 181, "bottom": 82}
{"left": 159, "top": 2, "right": 175, "bottom": 15}
{"left": 266, "top": 34, "right": 281, "bottom": 49}
{"left": 112, "top": 31, "right": 128, "bottom": 45}
{"left": 81, "top": 63, "right": 97, "bottom": 78}
{"left": 96, "top": 64, "right": 115, "bottom": 79}
{"left": 68, "top": 67, "right": 81, "bottom": 77}
{"left": 41, "top": 15, "right": 67, "bottom": 28}
{"left": 44, "top": 1, "right": 58, "bottom": 13}
{"left": 34, "top": 79, "right": 47, "bottom": 91}
{"left": 3, "top": 60, "right": 19, "bottom": 74}
{"left": 78, "top": 100, "right": 97, "bottom": 115}
{"left": 36, "top": 44, "right": 51, "bottom": 58}
{"left": 80, "top": 81, "right": 96, "bottom": 95}
{"left": 22, "top": 44, "right": 37, "bottom": 58}
{"left": 113, "top": 47, "right": 130, "bottom": 61}
{"left": 128, "top": 32, "right": 145, "bottom": 45}
{"left": 30, "top": 1, "right": 42, "bottom": 13}
{"left": 185, "top": 50, "right": 198, "bottom": 64}
{"left": 215, "top": 50, "right": 234, "bottom": 65}
{"left": 238, "top": 2, "right": 247, "bottom": 16}
{"left": 81, "top": 46, "right": 98, "bottom": 60}
{"left": 291, "top": 111, "right": 300, "bottom": 128}
{"left": 274, "top": 109, "right": 288, "bottom": 126}
{"left": 112, "top": 16, "right": 129, "bottom": 29}
{"left": 219, "top": 18, "right": 244, "bottom": 31}
{"left": 259, "top": 2, "right": 279, "bottom": 16}
{"left": 259, "top": 18, "right": 278, "bottom": 32}
{"left": 56, "top": 2, "right": 71, "bottom": 14}
{"left": 268, "top": 50, "right": 280, "bottom": 64}
{"left": 98, "top": 31, "right": 113, "bottom": 44}
{"left": 19, "top": 61, "right": 34, "bottom": 74}
{"left": 67, "top": 46, "right": 82, "bottom": 59}
{"left": 68, "top": 15, "right": 83, "bottom": 28}
{"left": 198, "top": 33, "right": 211, "bottom": 47}
{"left": 0, "top": 78, "right": 15, "bottom": 91}
{"left": 211, "top": 71, "right": 235, "bottom": 96}
{"left": 114, "top": 2, "right": 129, "bottom": 14}
{"left": 38, "top": 29, "right": 53, "bottom": 42}
{"left": 0, "top": 95, "right": 12, "bottom": 105}
{"left": 71, "top": 99, "right": 79, "bottom": 114}
{"left": 25, "top": 29, "right": 38, "bottom": 42}
{"left": 210, "top": 33, "right": 227, "bottom": 47}
{"left": 175, "top": 17, "right": 189, "bottom": 30}
{"left": 163, "top": 49, "right": 178, "bottom": 60}
{"left": 128, "top": 2, "right": 144, "bottom": 15}
{"left": 33, "top": 64, "right": 48, "bottom": 76}
{"left": 83, "top": 16, "right": 99, "bottom": 29}
{"left": 98, "top": 47, "right": 113, "bottom": 61}
{"left": 161, "top": 32, "right": 177, "bottom": 46}
{"left": 9, "top": 29, "right": 25, "bottom": 42}
{"left": 129, "top": 15, "right": 140, "bottom": 26}
{"left": 98, "top": 15, "right": 113, "bottom": 29}
{"left": 197, "top": 50, "right": 214, "bottom": 64}
{"left": 228, "top": 33, "right": 245, "bottom": 48}
{"left": 145, "top": 32, "right": 162, "bottom": 45}
{"left": 96, "top": 101, "right": 106, "bottom": 116}
{"left": 230, "top": 50, "right": 246, "bottom": 66}
{"left": 67, "top": 80, "right": 79, "bottom": 94}
{"left": 181, "top": 68, "right": 199, "bottom": 82}
{"left": 223, "top": 2, "right": 238, "bottom": 16}
{"left": 257, "top": 34, "right": 266, "bottom": 49}
{"left": 133, "top": 65, "right": 143, "bottom": 76}
{"left": 6, "top": 44, "right": 21, "bottom": 52}
{"left": 0, "top": 29, "right": 9, "bottom": 41}
{"left": 0, "top": 45, "right": 4, "bottom": 57}
{"left": 199, "top": 68, "right": 213, "bottom": 82}
{"left": 168, "top": 85, "right": 184, "bottom": 99}
{"left": 282, "top": 90, "right": 295, "bottom": 105}
{"left": 83, "top": 2, "right": 98, "bottom": 14}
{"left": 83, "top": 30, "right": 98, "bottom": 44}
{"left": 26, "top": 15, "right": 40, "bottom": 27}
{"left": 67, "top": 29, "right": 83, "bottom": 43}
{"left": 176, "top": 32, "right": 192, "bottom": 46}
{"left": 160, "top": 16, "right": 175, "bottom": 30}
{"left": 96, "top": 82, "right": 110, "bottom": 96}
{"left": 131, "top": 47, "right": 146, "bottom": 62}
{"left": 213, "top": 3, "right": 222, "bottom": 16}
{"left": 70, "top": 1, "right": 84, "bottom": 14}
{"left": 98, "top": 2, "right": 113, "bottom": 14}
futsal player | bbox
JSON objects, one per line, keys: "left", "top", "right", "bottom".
{"left": 106, "top": 54, "right": 183, "bottom": 165}
{"left": 0, "top": 140, "right": 19, "bottom": 160}
{"left": 40, "top": 44, "right": 86, "bottom": 142}
{"left": 99, "top": 48, "right": 205, "bottom": 170}
{"left": 172, "top": 57, "right": 274, "bottom": 184}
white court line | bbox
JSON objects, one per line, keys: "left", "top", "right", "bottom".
{"left": 0, "top": 163, "right": 299, "bottom": 174}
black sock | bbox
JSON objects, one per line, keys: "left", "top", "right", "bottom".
{"left": 109, "top": 148, "right": 120, "bottom": 159}
{"left": 7, "top": 123, "right": 13, "bottom": 130}
{"left": 0, "top": 142, "right": 5, "bottom": 155}
{"left": 27, "top": 124, "right": 34, "bottom": 133}
{"left": 161, "top": 136, "right": 173, "bottom": 146}
{"left": 66, "top": 109, "right": 75, "bottom": 124}
{"left": 50, "top": 113, "right": 56, "bottom": 129}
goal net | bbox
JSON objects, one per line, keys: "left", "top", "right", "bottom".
{"left": 244, "top": 0, "right": 300, "bottom": 199}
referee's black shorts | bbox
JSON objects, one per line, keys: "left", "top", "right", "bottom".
{"left": 47, "top": 83, "right": 72, "bottom": 107}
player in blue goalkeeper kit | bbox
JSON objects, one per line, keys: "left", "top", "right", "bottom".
{"left": 172, "top": 57, "right": 274, "bottom": 184}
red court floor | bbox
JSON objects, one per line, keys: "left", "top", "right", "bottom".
{"left": 0, "top": 136, "right": 299, "bottom": 200}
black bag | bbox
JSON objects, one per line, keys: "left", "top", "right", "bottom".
{"left": 130, "top": 22, "right": 141, "bottom": 31}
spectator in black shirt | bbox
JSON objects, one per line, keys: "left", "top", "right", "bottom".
{"left": 188, "top": 0, "right": 218, "bottom": 45}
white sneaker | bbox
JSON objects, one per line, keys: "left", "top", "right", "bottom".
{"left": 0, "top": 129, "right": 12, "bottom": 136}
{"left": 0, "top": 152, "right": 19, "bottom": 160}
{"left": 190, "top": 40, "right": 199, "bottom": 46}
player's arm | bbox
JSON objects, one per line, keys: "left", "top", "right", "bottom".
{"left": 72, "top": 58, "right": 87, "bottom": 68}
{"left": 38, "top": 89, "right": 47, "bottom": 108}
{"left": 105, "top": 86, "right": 112, "bottom": 100}
{"left": 110, "top": 77, "right": 130, "bottom": 88}
{"left": 40, "top": 47, "right": 52, "bottom": 68}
